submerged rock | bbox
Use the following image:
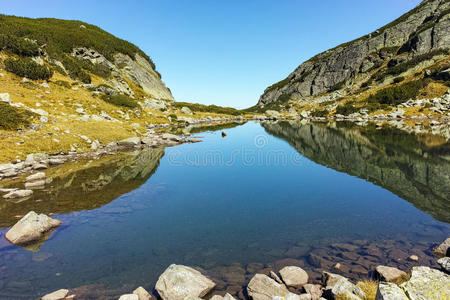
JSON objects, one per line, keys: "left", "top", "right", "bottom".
{"left": 155, "top": 264, "right": 216, "bottom": 300}
{"left": 400, "top": 266, "right": 450, "bottom": 300}
{"left": 279, "top": 266, "right": 309, "bottom": 287}
{"left": 247, "top": 274, "right": 298, "bottom": 300}
{"left": 5, "top": 211, "right": 61, "bottom": 245}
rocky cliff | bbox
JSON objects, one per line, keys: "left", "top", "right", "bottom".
{"left": 263, "top": 121, "right": 450, "bottom": 223}
{"left": 258, "top": 0, "right": 450, "bottom": 107}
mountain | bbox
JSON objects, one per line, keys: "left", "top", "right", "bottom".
{"left": 257, "top": 0, "right": 450, "bottom": 115}
{"left": 0, "top": 15, "right": 173, "bottom": 100}
{"left": 0, "top": 15, "right": 244, "bottom": 163}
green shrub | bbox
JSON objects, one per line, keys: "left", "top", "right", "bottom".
{"left": 61, "top": 56, "right": 91, "bottom": 83}
{"left": 336, "top": 102, "right": 359, "bottom": 115}
{"left": 265, "top": 77, "right": 290, "bottom": 92}
{"left": 0, "top": 102, "right": 34, "bottom": 130}
{"left": 311, "top": 109, "right": 328, "bottom": 117}
{"left": 172, "top": 102, "right": 242, "bottom": 115}
{"left": 0, "top": 14, "right": 156, "bottom": 69}
{"left": 168, "top": 114, "right": 178, "bottom": 120}
{"left": 0, "top": 34, "right": 39, "bottom": 56}
{"left": 365, "top": 78, "right": 431, "bottom": 106}
{"left": 100, "top": 94, "right": 138, "bottom": 108}
{"left": 4, "top": 57, "right": 53, "bottom": 80}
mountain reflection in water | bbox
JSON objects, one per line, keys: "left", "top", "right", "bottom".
{"left": 263, "top": 121, "right": 450, "bottom": 223}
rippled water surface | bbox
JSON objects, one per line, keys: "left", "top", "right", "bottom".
{"left": 0, "top": 121, "right": 449, "bottom": 299}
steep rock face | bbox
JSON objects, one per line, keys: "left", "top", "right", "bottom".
{"left": 263, "top": 121, "right": 450, "bottom": 222}
{"left": 72, "top": 47, "right": 173, "bottom": 100}
{"left": 258, "top": 0, "right": 450, "bottom": 106}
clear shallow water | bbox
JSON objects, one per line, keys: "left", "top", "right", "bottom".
{"left": 0, "top": 121, "right": 449, "bottom": 299}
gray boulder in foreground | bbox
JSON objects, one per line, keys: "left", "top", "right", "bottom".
{"left": 132, "top": 286, "right": 153, "bottom": 300}
{"left": 5, "top": 211, "right": 61, "bottom": 245}
{"left": 155, "top": 264, "right": 215, "bottom": 300}
{"left": 279, "top": 266, "right": 309, "bottom": 287}
{"left": 247, "top": 273, "right": 299, "bottom": 300}
{"left": 400, "top": 266, "right": 450, "bottom": 300}
{"left": 119, "top": 295, "right": 138, "bottom": 300}
{"left": 438, "top": 257, "right": 450, "bottom": 273}
{"left": 375, "top": 265, "right": 408, "bottom": 283}
{"left": 375, "top": 282, "right": 408, "bottom": 300}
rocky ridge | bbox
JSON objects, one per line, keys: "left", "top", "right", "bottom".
{"left": 258, "top": 0, "right": 450, "bottom": 114}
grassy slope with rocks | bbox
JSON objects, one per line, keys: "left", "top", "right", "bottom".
{"left": 0, "top": 15, "right": 250, "bottom": 163}
{"left": 256, "top": 0, "right": 450, "bottom": 118}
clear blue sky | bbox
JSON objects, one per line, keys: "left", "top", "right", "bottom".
{"left": 3, "top": 0, "right": 421, "bottom": 108}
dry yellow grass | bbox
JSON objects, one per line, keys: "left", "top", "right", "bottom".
{"left": 0, "top": 59, "right": 246, "bottom": 163}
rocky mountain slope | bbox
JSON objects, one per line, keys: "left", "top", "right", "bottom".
{"left": 258, "top": 0, "right": 450, "bottom": 117}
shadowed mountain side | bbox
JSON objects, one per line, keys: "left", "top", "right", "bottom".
{"left": 263, "top": 121, "right": 450, "bottom": 223}
{"left": 0, "top": 147, "right": 164, "bottom": 227}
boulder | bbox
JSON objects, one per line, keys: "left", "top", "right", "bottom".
{"left": 322, "top": 272, "right": 346, "bottom": 289}
{"left": 25, "top": 180, "right": 45, "bottom": 188}
{"left": 438, "top": 257, "right": 450, "bottom": 273}
{"left": 118, "top": 137, "right": 141, "bottom": 147}
{"left": 210, "top": 293, "right": 236, "bottom": 300}
{"left": 133, "top": 286, "right": 153, "bottom": 300}
{"left": 303, "top": 284, "right": 322, "bottom": 300}
{"left": 26, "top": 172, "right": 46, "bottom": 182}
{"left": 247, "top": 274, "right": 298, "bottom": 300}
{"left": 400, "top": 266, "right": 450, "bottom": 300}
{"left": 162, "top": 133, "right": 181, "bottom": 142}
{"left": 375, "top": 282, "right": 408, "bottom": 300}
{"left": 155, "top": 264, "right": 216, "bottom": 300}
{"left": 181, "top": 106, "right": 193, "bottom": 115}
{"left": 432, "top": 237, "right": 450, "bottom": 257}
{"left": 375, "top": 266, "right": 408, "bottom": 283}
{"left": 330, "top": 278, "right": 365, "bottom": 300}
{"left": 270, "top": 271, "right": 283, "bottom": 284}
{"left": 0, "top": 93, "right": 11, "bottom": 104}
{"left": 41, "top": 289, "right": 69, "bottom": 300}
{"left": 266, "top": 110, "right": 281, "bottom": 119}
{"left": 3, "top": 189, "right": 33, "bottom": 199}
{"left": 279, "top": 266, "right": 309, "bottom": 287}
{"left": 5, "top": 211, "right": 61, "bottom": 245}
{"left": 119, "top": 295, "right": 139, "bottom": 300}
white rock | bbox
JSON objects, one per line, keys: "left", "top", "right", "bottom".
{"left": 41, "top": 289, "right": 69, "bottom": 300}
{"left": 181, "top": 106, "right": 193, "bottom": 115}
{"left": 5, "top": 211, "right": 61, "bottom": 245}
{"left": 3, "top": 189, "right": 33, "bottom": 199}
{"left": 247, "top": 274, "right": 297, "bottom": 300}
{"left": 375, "top": 282, "right": 408, "bottom": 300}
{"left": 25, "top": 180, "right": 45, "bottom": 188}
{"left": 162, "top": 133, "right": 181, "bottom": 142}
{"left": 400, "top": 266, "right": 450, "bottom": 300}
{"left": 133, "top": 286, "right": 153, "bottom": 300}
{"left": 279, "top": 266, "right": 309, "bottom": 287}
{"left": 26, "top": 173, "right": 46, "bottom": 184}
{"left": 0, "top": 93, "right": 11, "bottom": 104}
{"left": 376, "top": 265, "right": 408, "bottom": 283}
{"left": 155, "top": 264, "right": 216, "bottom": 300}
{"left": 119, "top": 295, "right": 139, "bottom": 300}
{"left": 49, "top": 158, "right": 65, "bottom": 165}
{"left": 118, "top": 137, "right": 141, "bottom": 146}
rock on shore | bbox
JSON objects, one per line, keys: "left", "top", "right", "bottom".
{"left": 155, "top": 264, "right": 216, "bottom": 300}
{"left": 5, "top": 211, "right": 61, "bottom": 245}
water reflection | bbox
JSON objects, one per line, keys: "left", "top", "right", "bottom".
{"left": 0, "top": 147, "right": 164, "bottom": 227}
{"left": 263, "top": 120, "right": 450, "bottom": 222}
